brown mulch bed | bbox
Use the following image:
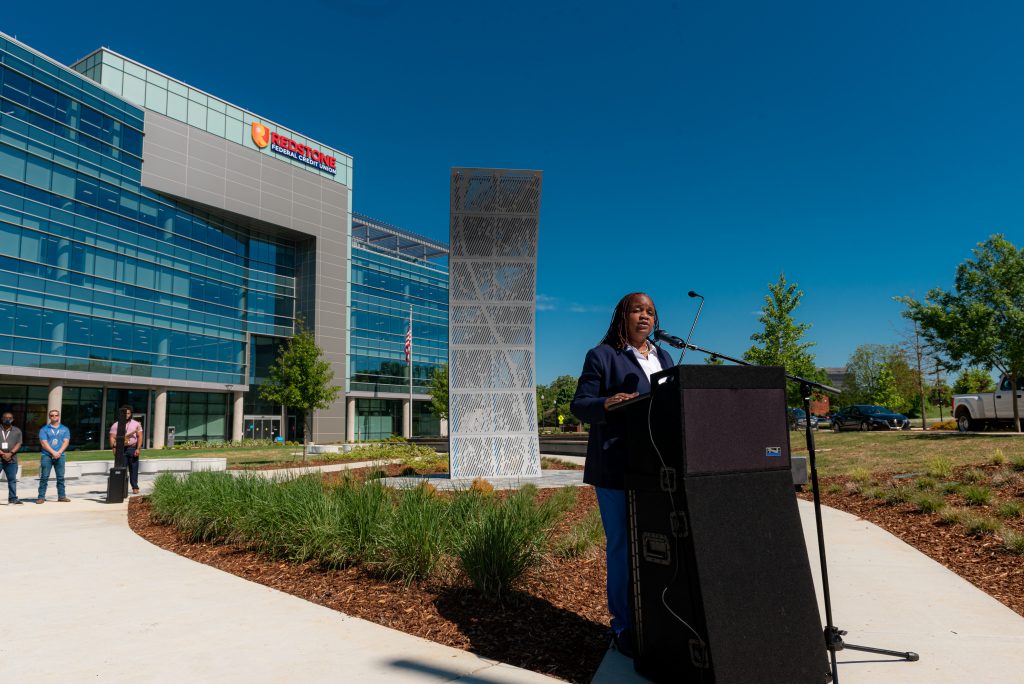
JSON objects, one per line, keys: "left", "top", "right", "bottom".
{"left": 800, "top": 464, "right": 1024, "bottom": 617}
{"left": 128, "top": 485, "right": 610, "bottom": 683}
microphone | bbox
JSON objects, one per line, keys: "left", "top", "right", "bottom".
{"left": 679, "top": 290, "right": 705, "bottom": 362}
{"left": 653, "top": 328, "right": 687, "bottom": 349}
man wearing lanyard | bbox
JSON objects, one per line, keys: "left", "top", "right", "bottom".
{"left": 1, "top": 411, "right": 23, "bottom": 504}
{"left": 36, "top": 409, "right": 71, "bottom": 503}
{"left": 109, "top": 405, "right": 143, "bottom": 495}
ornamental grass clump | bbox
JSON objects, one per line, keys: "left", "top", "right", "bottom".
{"left": 961, "top": 468, "right": 986, "bottom": 484}
{"left": 883, "top": 486, "right": 912, "bottom": 506}
{"left": 847, "top": 467, "right": 872, "bottom": 484}
{"left": 1003, "top": 529, "right": 1024, "bottom": 555}
{"left": 992, "top": 449, "right": 1007, "bottom": 466}
{"left": 456, "top": 486, "right": 576, "bottom": 601}
{"left": 554, "top": 507, "right": 605, "bottom": 559}
{"left": 962, "top": 514, "right": 1000, "bottom": 537}
{"left": 996, "top": 501, "right": 1024, "bottom": 519}
{"left": 914, "top": 476, "right": 938, "bottom": 491}
{"left": 380, "top": 483, "right": 451, "bottom": 584}
{"left": 926, "top": 457, "right": 954, "bottom": 479}
{"left": 938, "top": 507, "right": 968, "bottom": 526}
{"left": 960, "top": 485, "right": 992, "bottom": 507}
{"left": 912, "top": 491, "right": 946, "bottom": 514}
{"left": 1011, "top": 455, "right": 1024, "bottom": 472}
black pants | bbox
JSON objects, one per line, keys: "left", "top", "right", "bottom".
{"left": 125, "top": 446, "right": 139, "bottom": 489}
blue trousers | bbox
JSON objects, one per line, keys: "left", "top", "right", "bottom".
{"left": 2, "top": 459, "right": 17, "bottom": 501}
{"left": 596, "top": 486, "right": 631, "bottom": 634}
{"left": 38, "top": 453, "right": 66, "bottom": 499}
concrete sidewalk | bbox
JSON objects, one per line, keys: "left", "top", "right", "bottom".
{"left": 595, "top": 499, "right": 1024, "bottom": 683}
{"left": 0, "top": 479, "right": 557, "bottom": 683}
{"left": 6, "top": 472, "right": 1024, "bottom": 683}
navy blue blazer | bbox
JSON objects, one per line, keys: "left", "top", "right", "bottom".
{"left": 570, "top": 343, "right": 675, "bottom": 490}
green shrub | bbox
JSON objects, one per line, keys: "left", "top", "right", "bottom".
{"left": 1003, "top": 529, "right": 1024, "bottom": 555}
{"left": 912, "top": 492, "right": 946, "bottom": 514}
{"left": 961, "top": 468, "right": 986, "bottom": 484}
{"left": 1010, "top": 455, "right": 1024, "bottom": 472}
{"left": 996, "top": 501, "right": 1024, "bottom": 519}
{"left": 992, "top": 449, "right": 1007, "bottom": 465}
{"left": 926, "top": 457, "right": 954, "bottom": 479}
{"left": 960, "top": 485, "right": 992, "bottom": 506}
{"left": 914, "top": 476, "right": 938, "bottom": 491}
{"left": 553, "top": 507, "right": 605, "bottom": 559}
{"left": 929, "top": 419, "right": 957, "bottom": 430}
{"left": 962, "top": 514, "right": 1000, "bottom": 536}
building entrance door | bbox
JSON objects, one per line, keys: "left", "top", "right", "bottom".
{"left": 244, "top": 415, "right": 281, "bottom": 441}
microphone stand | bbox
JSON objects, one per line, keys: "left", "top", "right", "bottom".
{"left": 658, "top": 339, "right": 919, "bottom": 683}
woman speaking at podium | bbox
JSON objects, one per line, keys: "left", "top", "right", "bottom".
{"left": 570, "top": 292, "right": 674, "bottom": 658}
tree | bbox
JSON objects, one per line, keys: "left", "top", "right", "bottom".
{"left": 428, "top": 364, "right": 449, "bottom": 422}
{"left": 259, "top": 327, "right": 341, "bottom": 460}
{"left": 872, "top": 364, "right": 908, "bottom": 414}
{"left": 538, "top": 375, "right": 579, "bottom": 429}
{"left": 841, "top": 344, "right": 916, "bottom": 408}
{"left": 900, "top": 235, "right": 1024, "bottom": 431}
{"left": 952, "top": 367, "right": 995, "bottom": 394}
{"left": 744, "top": 273, "right": 827, "bottom": 405}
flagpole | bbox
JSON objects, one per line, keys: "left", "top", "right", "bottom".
{"left": 408, "top": 303, "right": 413, "bottom": 438}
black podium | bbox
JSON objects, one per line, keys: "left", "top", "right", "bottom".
{"left": 619, "top": 365, "right": 827, "bottom": 684}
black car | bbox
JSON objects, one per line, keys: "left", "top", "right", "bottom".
{"left": 831, "top": 405, "right": 911, "bottom": 431}
{"left": 786, "top": 407, "right": 819, "bottom": 431}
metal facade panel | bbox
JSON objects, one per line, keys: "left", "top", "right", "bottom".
{"left": 448, "top": 169, "right": 542, "bottom": 478}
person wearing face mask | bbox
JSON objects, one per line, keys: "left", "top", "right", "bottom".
{"left": 109, "top": 405, "right": 144, "bottom": 495}
{"left": 570, "top": 292, "right": 674, "bottom": 659}
{"left": 1, "top": 412, "right": 23, "bottom": 504}
{"left": 36, "top": 409, "right": 71, "bottom": 503}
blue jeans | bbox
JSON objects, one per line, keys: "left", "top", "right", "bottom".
{"left": 596, "top": 486, "right": 631, "bottom": 634}
{"left": 38, "top": 453, "right": 66, "bottom": 499}
{"left": 2, "top": 459, "right": 17, "bottom": 501}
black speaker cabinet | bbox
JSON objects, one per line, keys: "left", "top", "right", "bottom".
{"left": 621, "top": 365, "right": 827, "bottom": 683}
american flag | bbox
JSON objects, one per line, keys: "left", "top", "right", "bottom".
{"left": 405, "top": 320, "right": 412, "bottom": 363}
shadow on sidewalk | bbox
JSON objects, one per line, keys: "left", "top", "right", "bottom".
{"left": 432, "top": 587, "right": 608, "bottom": 682}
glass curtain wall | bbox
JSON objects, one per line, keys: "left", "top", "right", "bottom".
{"left": 166, "top": 391, "right": 228, "bottom": 443}
{"left": 0, "top": 36, "right": 297, "bottom": 386}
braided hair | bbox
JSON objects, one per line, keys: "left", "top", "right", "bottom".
{"left": 599, "top": 292, "right": 658, "bottom": 350}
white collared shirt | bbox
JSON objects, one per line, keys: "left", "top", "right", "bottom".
{"left": 626, "top": 343, "right": 663, "bottom": 382}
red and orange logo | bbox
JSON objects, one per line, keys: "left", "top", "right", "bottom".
{"left": 251, "top": 122, "right": 270, "bottom": 148}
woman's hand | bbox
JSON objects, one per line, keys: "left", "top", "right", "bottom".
{"left": 604, "top": 392, "right": 639, "bottom": 410}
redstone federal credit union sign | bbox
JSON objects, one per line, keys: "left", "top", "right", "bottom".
{"left": 251, "top": 122, "right": 337, "bottom": 175}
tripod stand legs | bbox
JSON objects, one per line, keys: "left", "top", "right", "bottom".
{"left": 826, "top": 626, "right": 920, "bottom": 661}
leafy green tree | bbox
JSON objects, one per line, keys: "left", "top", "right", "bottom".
{"left": 900, "top": 235, "right": 1024, "bottom": 431}
{"left": 872, "top": 364, "right": 909, "bottom": 414}
{"left": 952, "top": 367, "right": 995, "bottom": 394}
{"left": 744, "top": 273, "right": 826, "bottom": 404}
{"left": 428, "top": 364, "right": 449, "bottom": 421}
{"left": 259, "top": 327, "right": 341, "bottom": 460}
{"left": 839, "top": 344, "right": 920, "bottom": 413}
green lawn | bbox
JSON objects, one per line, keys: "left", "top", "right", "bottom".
{"left": 796, "top": 430, "right": 1024, "bottom": 478}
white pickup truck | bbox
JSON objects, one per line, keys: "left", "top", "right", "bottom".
{"left": 952, "top": 375, "right": 1023, "bottom": 432}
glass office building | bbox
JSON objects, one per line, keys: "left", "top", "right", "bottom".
{"left": 0, "top": 32, "right": 352, "bottom": 449}
{"left": 347, "top": 214, "right": 448, "bottom": 440}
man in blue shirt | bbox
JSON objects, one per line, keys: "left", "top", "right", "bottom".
{"left": 36, "top": 409, "right": 70, "bottom": 503}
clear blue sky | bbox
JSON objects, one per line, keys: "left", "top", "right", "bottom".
{"left": 7, "top": 1, "right": 1022, "bottom": 383}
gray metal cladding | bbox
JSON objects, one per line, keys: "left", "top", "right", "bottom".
{"left": 448, "top": 168, "right": 542, "bottom": 478}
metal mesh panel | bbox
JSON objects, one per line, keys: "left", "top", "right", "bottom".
{"left": 449, "top": 168, "right": 542, "bottom": 478}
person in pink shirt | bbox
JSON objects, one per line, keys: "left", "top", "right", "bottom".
{"left": 109, "top": 405, "right": 144, "bottom": 495}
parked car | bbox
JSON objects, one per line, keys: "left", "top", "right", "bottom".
{"left": 816, "top": 414, "right": 832, "bottom": 429}
{"left": 952, "top": 374, "right": 1023, "bottom": 432}
{"left": 831, "top": 405, "right": 911, "bottom": 432}
{"left": 786, "top": 407, "right": 819, "bottom": 431}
